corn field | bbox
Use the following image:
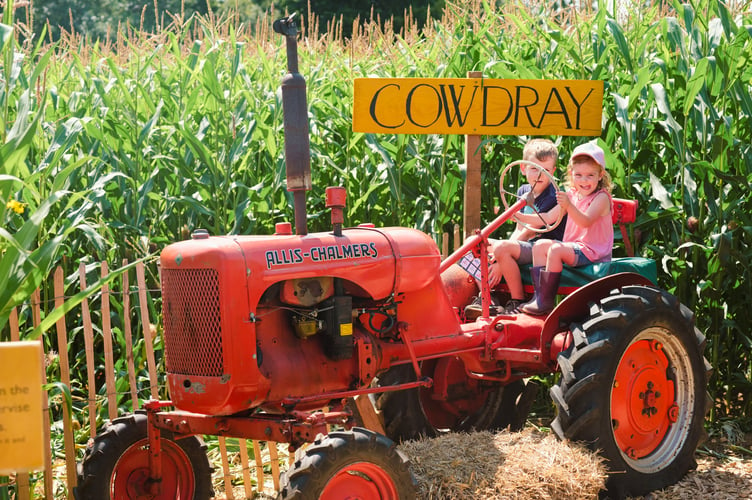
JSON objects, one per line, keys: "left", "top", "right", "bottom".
{"left": 1, "top": 0, "right": 752, "bottom": 496}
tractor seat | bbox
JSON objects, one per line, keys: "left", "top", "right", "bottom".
{"left": 519, "top": 257, "right": 657, "bottom": 295}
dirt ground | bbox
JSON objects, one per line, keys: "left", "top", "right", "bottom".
{"left": 632, "top": 436, "right": 752, "bottom": 500}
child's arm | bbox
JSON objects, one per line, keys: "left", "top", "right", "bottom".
{"left": 513, "top": 205, "right": 562, "bottom": 228}
{"left": 557, "top": 191, "right": 610, "bottom": 228}
{"left": 510, "top": 225, "right": 535, "bottom": 241}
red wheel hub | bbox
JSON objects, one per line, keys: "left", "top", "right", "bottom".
{"left": 611, "top": 339, "right": 676, "bottom": 459}
{"left": 112, "top": 439, "right": 195, "bottom": 499}
{"left": 321, "top": 462, "right": 400, "bottom": 500}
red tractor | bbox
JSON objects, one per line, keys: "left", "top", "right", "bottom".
{"left": 75, "top": 15, "right": 709, "bottom": 500}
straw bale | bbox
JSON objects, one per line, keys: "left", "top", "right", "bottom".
{"left": 399, "top": 428, "right": 606, "bottom": 499}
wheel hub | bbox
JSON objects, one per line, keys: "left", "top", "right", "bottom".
{"left": 611, "top": 339, "right": 676, "bottom": 458}
{"left": 112, "top": 439, "right": 196, "bottom": 499}
{"left": 321, "top": 462, "right": 400, "bottom": 499}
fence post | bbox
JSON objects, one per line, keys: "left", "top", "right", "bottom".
{"left": 101, "top": 262, "right": 118, "bottom": 421}
{"left": 79, "top": 263, "right": 98, "bottom": 438}
{"left": 269, "top": 443, "right": 281, "bottom": 491}
{"left": 238, "top": 439, "right": 253, "bottom": 497}
{"left": 136, "top": 262, "right": 159, "bottom": 400}
{"left": 121, "top": 260, "right": 140, "bottom": 410}
{"left": 54, "top": 267, "right": 77, "bottom": 498}
{"left": 252, "top": 440, "right": 266, "bottom": 494}
{"left": 218, "top": 437, "right": 235, "bottom": 499}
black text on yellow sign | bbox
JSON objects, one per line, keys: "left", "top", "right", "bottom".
{"left": 0, "top": 341, "right": 44, "bottom": 474}
{"left": 353, "top": 78, "right": 604, "bottom": 136}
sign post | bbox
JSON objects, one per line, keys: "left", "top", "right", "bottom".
{"left": 464, "top": 71, "right": 483, "bottom": 239}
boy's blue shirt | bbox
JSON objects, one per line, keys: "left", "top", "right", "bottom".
{"left": 517, "top": 183, "right": 567, "bottom": 241}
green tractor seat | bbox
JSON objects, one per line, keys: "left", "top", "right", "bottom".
{"left": 509, "top": 198, "right": 657, "bottom": 295}
{"left": 519, "top": 257, "right": 657, "bottom": 294}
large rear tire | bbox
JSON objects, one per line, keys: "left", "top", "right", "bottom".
{"left": 550, "top": 286, "right": 711, "bottom": 497}
{"left": 278, "top": 427, "right": 416, "bottom": 499}
{"left": 75, "top": 412, "right": 213, "bottom": 500}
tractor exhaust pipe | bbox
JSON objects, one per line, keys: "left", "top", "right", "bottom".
{"left": 274, "top": 14, "right": 312, "bottom": 236}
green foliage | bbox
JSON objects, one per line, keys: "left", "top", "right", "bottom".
{"left": 281, "top": 0, "right": 446, "bottom": 37}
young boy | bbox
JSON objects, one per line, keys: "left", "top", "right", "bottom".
{"left": 464, "top": 138, "right": 565, "bottom": 319}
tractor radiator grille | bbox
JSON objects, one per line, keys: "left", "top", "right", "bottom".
{"left": 161, "top": 268, "right": 224, "bottom": 377}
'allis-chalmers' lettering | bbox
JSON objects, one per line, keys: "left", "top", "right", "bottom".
{"left": 265, "top": 242, "right": 379, "bottom": 269}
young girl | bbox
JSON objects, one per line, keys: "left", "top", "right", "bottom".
{"left": 520, "top": 141, "right": 613, "bottom": 315}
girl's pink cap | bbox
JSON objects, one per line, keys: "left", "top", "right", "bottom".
{"left": 571, "top": 141, "right": 605, "bottom": 168}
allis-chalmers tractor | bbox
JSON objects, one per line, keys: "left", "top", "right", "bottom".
{"left": 76, "top": 15, "right": 709, "bottom": 500}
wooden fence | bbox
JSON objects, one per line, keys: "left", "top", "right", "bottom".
{"left": 2, "top": 228, "right": 463, "bottom": 499}
{"left": 2, "top": 260, "right": 292, "bottom": 499}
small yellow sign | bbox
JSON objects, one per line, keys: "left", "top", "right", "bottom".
{"left": 353, "top": 77, "right": 603, "bottom": 136}
{"left": 0, "top": 341, "right": 45, "bottom": 474}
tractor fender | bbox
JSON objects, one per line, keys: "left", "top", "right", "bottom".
{"left": 542, "top": 272, "right": 656, "bottom": 363}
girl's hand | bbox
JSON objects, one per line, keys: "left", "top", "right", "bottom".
{"left": 556, "top": 191, "right": 571, "bottom": 211}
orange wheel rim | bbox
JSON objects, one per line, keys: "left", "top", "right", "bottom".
{"left": 112, "top": 439, "right": 195, "bottom": 499}
{"left": 611, "top": 339, "right": 676, "bottom": 458}
{"left": 320, "top": 462, "right": 399, "bottom": 500}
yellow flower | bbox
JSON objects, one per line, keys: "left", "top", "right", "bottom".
{"left": 6, "top": 199, "right": 25, "bottom": 214}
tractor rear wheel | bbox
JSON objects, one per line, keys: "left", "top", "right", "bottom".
{"left": 550, "top": 286, "right": 710, "bottom": 497}
{"left": 75, "top": 412, "right": 213, "bottom": 500}
{"left": 278, "top": 427, "right": 415, "bottom": 499}
{"left": 371, "top": 358, "right": 527, "bottom": 441}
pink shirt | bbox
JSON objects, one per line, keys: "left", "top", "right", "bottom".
{"left": 562, "top": 189, "right": 613, "bottom": 263}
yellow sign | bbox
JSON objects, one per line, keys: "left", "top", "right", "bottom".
{"left": 353, "top": 78, "right": 603, "bottom": 136}
{"left": 0, "top": 341, "right": 45, "bottom": 474}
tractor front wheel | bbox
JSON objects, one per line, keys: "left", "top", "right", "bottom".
{"left": 551, "top": 286, "right": 710, "bottom": 497}
{"left": 278, "top": 427, "right": 416, "bottom": 499}
{"left": 75, "top": 412, "right": 213, "bottom": 500}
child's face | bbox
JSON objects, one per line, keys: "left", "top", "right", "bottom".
{"left": 521, "top": 157, "right": 556, "bottom": 194}
{"left": 569, "top": 158, "right": 603, "bottom": 196}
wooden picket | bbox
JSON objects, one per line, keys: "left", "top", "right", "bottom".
{"left": 121, "top": 259, "right": 140, "bottom": 411}
{"left": 78, "top": 263, "right": 98, "bottom": 440}
{"left": 3, "top": 260, "right": 287, "bottom": 499}
{"left": 54, "top": 267, "right": 77, "bottom": 497}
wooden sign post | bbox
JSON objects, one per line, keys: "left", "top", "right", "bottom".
{"left": 0, "top": 341, "right": 45, "bottom": 474}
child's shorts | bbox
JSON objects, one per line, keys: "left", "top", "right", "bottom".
{"left": 517, "top": 241, "right": 534, "bottom": 264}
{"left": 572, "top": 246, "right": 593, "bottom": 267}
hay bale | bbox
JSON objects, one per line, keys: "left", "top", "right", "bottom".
{"left": 399, "top": 428, "right": 607, "bottom": 499}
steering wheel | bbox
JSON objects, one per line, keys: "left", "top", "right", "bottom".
{"left": 498, "top": 159, "right": 565, "bottom": 233}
